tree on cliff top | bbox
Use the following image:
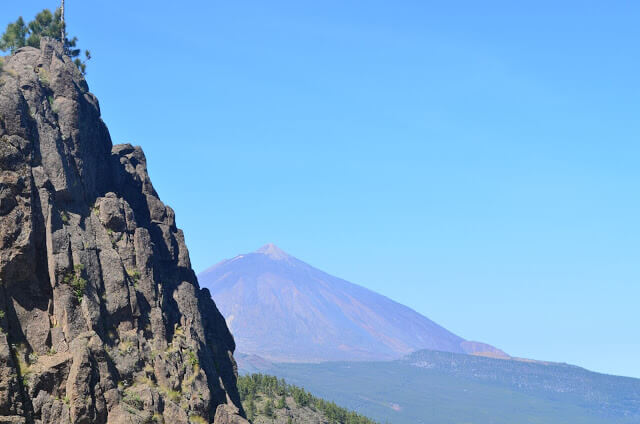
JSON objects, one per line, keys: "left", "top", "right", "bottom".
{"left": 0, "top": 7, "right": 90, "bottom": 74}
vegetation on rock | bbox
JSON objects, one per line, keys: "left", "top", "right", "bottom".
{"left": 62, "top": 264, "right": 87, "bottom": 302}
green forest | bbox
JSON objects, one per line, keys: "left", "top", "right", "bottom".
{"left": 238, "top": 373, "right": 378, "bottom": 424}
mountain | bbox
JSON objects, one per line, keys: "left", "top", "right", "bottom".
{"left": 0, "top": 39, "right": 247, "bottom": 423}
{"left": 200, "top": 245, "right": 640, "bottom": 423}
{"left": 199, "top": 243, "right": 506, "bottom": 362}
{"left": 253, "top": 350, "right": 640, "bottom": 424}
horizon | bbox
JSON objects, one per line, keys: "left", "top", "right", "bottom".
{"left": 4, "top": 0, "right": 639, "bottom": 380}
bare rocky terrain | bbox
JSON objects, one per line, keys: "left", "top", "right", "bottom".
{"left": 0, "top": 39, "right": 247, "bottom": 423}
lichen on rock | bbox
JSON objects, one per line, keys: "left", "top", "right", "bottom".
{"left": 0, "top": 38, "right": 248, "bottom": 424}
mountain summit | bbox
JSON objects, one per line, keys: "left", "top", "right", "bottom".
{"left": 255, "top": 243, "right": 291, "bottom": 260}
{"left": 199, "top": 245, "right": 506, "bottom": 362}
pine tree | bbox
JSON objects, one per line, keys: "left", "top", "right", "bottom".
{"left": 263, "top": 398, "right": 275, "bottom": 418}
{"left": 0, "top": 7, "right": 90, "bottom": 74}
{"left": 277, "top": 393, "right": 286, "bottom": 409}
{"left": 0, "top": 17, "right": 28, "bottom": 52}
{"left": 245, "top": 397, "right": 257, "bottom": 421}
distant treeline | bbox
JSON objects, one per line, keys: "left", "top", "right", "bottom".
{"left": 238, "top": 373, "right": 378, "bottom": 424}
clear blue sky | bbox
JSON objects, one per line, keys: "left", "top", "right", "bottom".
{"left": 5, "top": 1, "right": 639, "bottom": 378}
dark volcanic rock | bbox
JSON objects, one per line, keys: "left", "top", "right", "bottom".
{"left": 0, "top": 39, "right": 248, "bottom": 424}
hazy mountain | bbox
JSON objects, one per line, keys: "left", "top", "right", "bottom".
{"left": 199, "top": 244, "right": 505, "bottom": 362}
{"left": 255, "top": 350, "right": 640, "bottom": 424}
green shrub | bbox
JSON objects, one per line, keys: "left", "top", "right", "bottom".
{"left": 127, "top": 269, "right": 141, "bottom": 288}
{"left": 63, "top": 264, "right": 87, "bottom": 302}
{"left": 37, "top": 67, "right": 50, "bottom": 86}
{"left": 188, "top": 416, "right": 207, "bottom": 424}
{"left": 186, "top": 350, "right": 199, "bottom": 368}
{"left": 158, "top": 384, "right": 181, "bottom": 403}
{"left": 123, "top": 390, "right": 144, "bottom": 410}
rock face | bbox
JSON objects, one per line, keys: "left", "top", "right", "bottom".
{"left": 0, "top": 39, "right": 248, "bottom": 423}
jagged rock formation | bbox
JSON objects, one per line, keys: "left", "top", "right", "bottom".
{"left": 0, "top": 39, "right": 248, "bottom": 424}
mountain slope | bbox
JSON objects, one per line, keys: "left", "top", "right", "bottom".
{"left": 255, "top": 350, "right": 640, "bottom": 424}
{"left": 199, "top": 244, "right": 504, "bottom": 362}
{"left": 0, "top": 39, "right": 246, "bottom": 423}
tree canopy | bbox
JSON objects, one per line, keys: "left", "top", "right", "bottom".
{"left": 238, "top": 373, "right": 379, "bottom": 424}
{"left": 0, "top": 8, "right": 90, "bottom": 74}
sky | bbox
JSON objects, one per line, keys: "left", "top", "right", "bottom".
{"left": 3, "top": 1, "right": 639, "bottom": 378}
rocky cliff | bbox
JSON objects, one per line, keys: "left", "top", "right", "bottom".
{"left": 0, "top": 39, "right": 248, "bottom": 424}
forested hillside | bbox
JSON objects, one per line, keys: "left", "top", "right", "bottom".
{"left": 238, "top": 374, "right": 378, "bottom": 424}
